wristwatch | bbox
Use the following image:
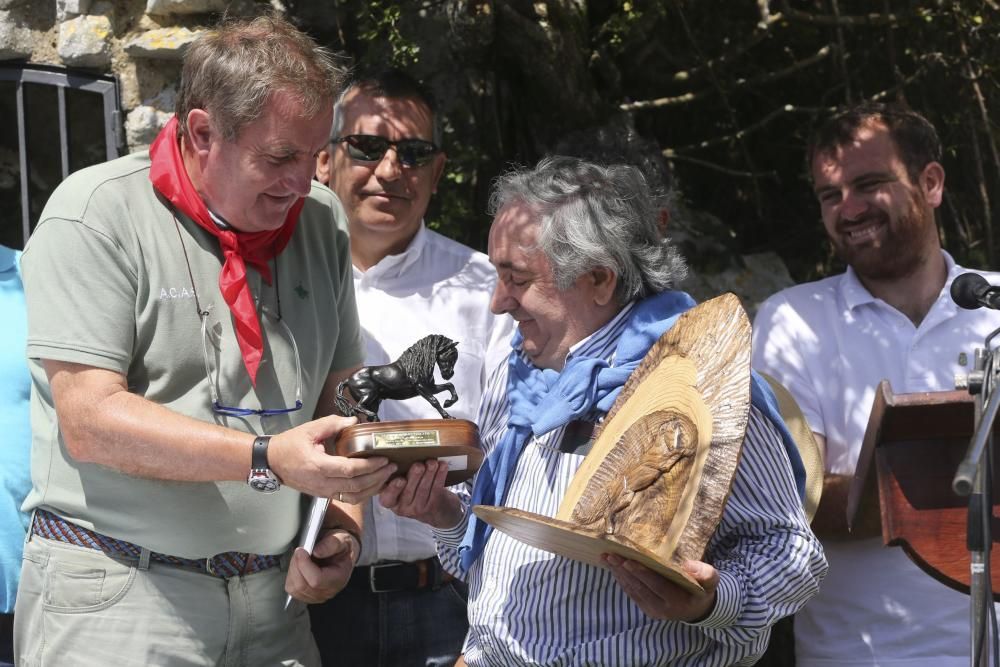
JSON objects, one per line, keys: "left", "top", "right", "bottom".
{"left": 247, "top": 435, "right": 281, "bottom": 493}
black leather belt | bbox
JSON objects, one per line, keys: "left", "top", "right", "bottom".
{"left": 350, "top": 557, "right": 454, "bottom": 593}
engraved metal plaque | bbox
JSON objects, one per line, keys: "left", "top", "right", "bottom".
{"left": 372, "top": 429, "right": 441, "bottom": 449}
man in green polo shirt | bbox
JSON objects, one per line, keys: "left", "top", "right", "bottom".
{"left": 13, "top": 15, "right": 394, "bottom": 666}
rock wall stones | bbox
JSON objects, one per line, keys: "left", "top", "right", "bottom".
{"left": 58, "top": 14, "right": 112, "bottom": 67}
{"left": 0, "top": 0, "right": 241, "bottom": 152}
{"left": 0, "top": 11, "right": 31, "bottom": 60}
{"left": 145, "top": 0, "right": 227, "bottom": 15}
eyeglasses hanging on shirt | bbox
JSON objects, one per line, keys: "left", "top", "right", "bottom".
{"left": 173, "top": 213, "right": 304, "bottom": 418}
{"left": 199, "top": 302, "right": 304, "bottom": 417}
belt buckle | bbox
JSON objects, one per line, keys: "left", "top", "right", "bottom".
{"left": 368, "top": 561, "right": 403, "bottom": 593}
{"left": 204, "top": 552, "right": 249, "bottom": 579}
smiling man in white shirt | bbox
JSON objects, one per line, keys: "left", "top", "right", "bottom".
{"left": 311, "top": 68, "right": 514, "bottom": 667}
{"left": 753, "top": 102, "right": 1000, "bottom": 666}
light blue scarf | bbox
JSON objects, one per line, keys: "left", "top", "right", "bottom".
{"left": 458, "top": 290, "right": 805, "bottom": 573}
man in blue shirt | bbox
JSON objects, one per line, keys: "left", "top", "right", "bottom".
{"left": 0, "top": 244, "right": 31, "bottom": 667}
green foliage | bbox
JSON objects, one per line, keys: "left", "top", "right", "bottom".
{"left": 600, "top": 2, "right": 645, "bottom": 52}
{"left": 352, "top": 0, "right": 422, "bottom": 67}
{"left": 426, "top": 127, "right": 489, "bottom": 250}
{"left": 314, "top": 0, "right": 1000, "bottom": 278}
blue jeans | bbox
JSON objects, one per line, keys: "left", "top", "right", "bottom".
{"left": 308, "top": 566, "right": 468, "bottom": 667}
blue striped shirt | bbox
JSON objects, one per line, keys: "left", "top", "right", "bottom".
{"left": 434, "top": 302, "right": 828, "bottom": 666}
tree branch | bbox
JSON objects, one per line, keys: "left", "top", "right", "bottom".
{"left": 882, "top": 0, "right": 905, "bottom": 103}
{"left": 778, "top": 0, "right": 898, "bottom": 26}
{"left": 960, "top": 34, "right": 998, "bottom": 264}
{"left": 670, "top": 16, "right": 782, "bottom": 85}
{"left": 672, "top": 0, "right": 764, "bottom": 217}
{"left": 669, "top": 104, "right": 819, "bottom": 152}
{"left": 830, "top": 0, "right": 853, "bottom": 103}
{"left": 621, "top": 45, "right": 831, "bottom": 111}
{"left": 665, "top": 65, "right": 927, "bottom": 154}
{"left": 663, "top": 152, "right": 779, "bottom": 180}
{"left": 757, "top": 0, "right": 774, "bottom": 29}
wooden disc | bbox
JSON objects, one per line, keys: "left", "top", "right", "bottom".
{"left": 332, "top": 418, "right": 483, "bottom": 486}
{"left": 473, "top": 505, "right": 704, "bottom": 595}
{"left": 558, "top": 293, "right": 751, "bottom": 564}
{"left": 474, "top": 294, "right": 750, "bottom": 579}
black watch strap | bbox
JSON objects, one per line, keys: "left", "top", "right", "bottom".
{"left": 248, "top": 435, "right": 280, "bottom": 493}
{"left": 252, "top": 435, "right": 271, "bottom": 470}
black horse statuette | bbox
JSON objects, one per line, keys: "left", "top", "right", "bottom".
{"left": 335, "top": 334, "right": 460, "bottom": 422}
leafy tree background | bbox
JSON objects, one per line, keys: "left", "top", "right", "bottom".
{"left": 286, "top": 0, "right": 1000, "bottom": 284}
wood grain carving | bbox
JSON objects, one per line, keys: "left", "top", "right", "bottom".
{"left": 571, "top": 410, "right": 698, "bottom": 536}
{"left": 473, "top": 293, "right": 751, "bottom": 593}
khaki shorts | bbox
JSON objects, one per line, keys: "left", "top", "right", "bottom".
{"left": 14, "top": 533, "right": 319, "bottom": 667}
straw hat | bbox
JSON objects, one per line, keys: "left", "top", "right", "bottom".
{"left": 759, "top": 372, "right": 824, "bottom": 522}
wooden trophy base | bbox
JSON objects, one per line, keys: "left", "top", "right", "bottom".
{"left": 473, "top": 505, "right": 702, "bottom": 593}
{"left": 333, "top": 418, "right": 483, "bottom": 486}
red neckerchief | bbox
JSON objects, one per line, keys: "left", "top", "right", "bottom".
{"left": 149, "top": 116, "right": 304, "bottom": 386}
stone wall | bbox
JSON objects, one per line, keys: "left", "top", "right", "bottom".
{"left": 0, "top": 0, "right": 253, "bottom": 152}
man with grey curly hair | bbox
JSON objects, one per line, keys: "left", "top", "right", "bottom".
{"left": 14, "top": 14, "right": 395, "bottom": 666}
{"left": 553, "top": 123, "right": 677, "bottom": 236}
{"left": 488, "top": 156, "right": 686, "bottom": 309}
{"left": 381, "top": 156, "right": 826, "bottom": 666}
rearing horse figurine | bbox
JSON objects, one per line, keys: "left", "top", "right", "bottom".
{"left": 335, "top": 334, "right": 460, "bottom": 422}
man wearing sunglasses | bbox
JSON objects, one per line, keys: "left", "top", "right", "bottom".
{"left": 312, "top": 69, "right": 515, "bottom": 667}
{"left": 14, "top": 16, "right": 396, "bottom": 666}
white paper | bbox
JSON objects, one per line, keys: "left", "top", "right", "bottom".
{"left": 284, "top": 495, "right": 330, "bottom": 610}
{"left": 437, "top": 454, "right": 468, "bottom": 472}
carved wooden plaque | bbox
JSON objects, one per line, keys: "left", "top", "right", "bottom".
{"left": 333, "top": 418, "right": 483, "bottom": 486}
{"left": 473, "top": 293, "right": 750, "bottom": 593}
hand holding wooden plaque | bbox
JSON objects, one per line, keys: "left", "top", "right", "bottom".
{"left": 331, "top": 334, "right": 483, "bottom": 485}
{"left": 473, "top": 294, "right": 750, "bottom": 593}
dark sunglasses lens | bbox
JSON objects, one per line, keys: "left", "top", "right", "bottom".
{"left": 396, "top": 140, "right": 438, "bottom": 167}
{"left": 345, "top": 136, "right": 390, "bottom": 161}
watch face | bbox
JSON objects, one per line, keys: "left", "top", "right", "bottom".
{"left": 249, "top": 471, "right": 280, "bottom": 493}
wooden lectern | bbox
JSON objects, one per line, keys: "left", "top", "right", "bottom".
{"left": 847, "top": 381, "right": 1000, "bottom": 598}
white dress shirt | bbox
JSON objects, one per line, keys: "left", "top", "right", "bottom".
{"left": 353, "top": 223, "right": 515, "bottom": 564}
{"left": 753, "top": 251, "right": 1000, "bottom": 666}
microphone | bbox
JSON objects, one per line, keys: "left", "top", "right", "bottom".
{"left": 951, "top": 272, "right": 1000, "bottom": 310}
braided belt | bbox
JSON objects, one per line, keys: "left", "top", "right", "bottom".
{"left": 32, "top": 509, "right": 282, "bottom": 579}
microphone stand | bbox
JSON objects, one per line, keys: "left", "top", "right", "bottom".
{"left": 954, "top": 331, "right": 1000, "bottom": 666}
